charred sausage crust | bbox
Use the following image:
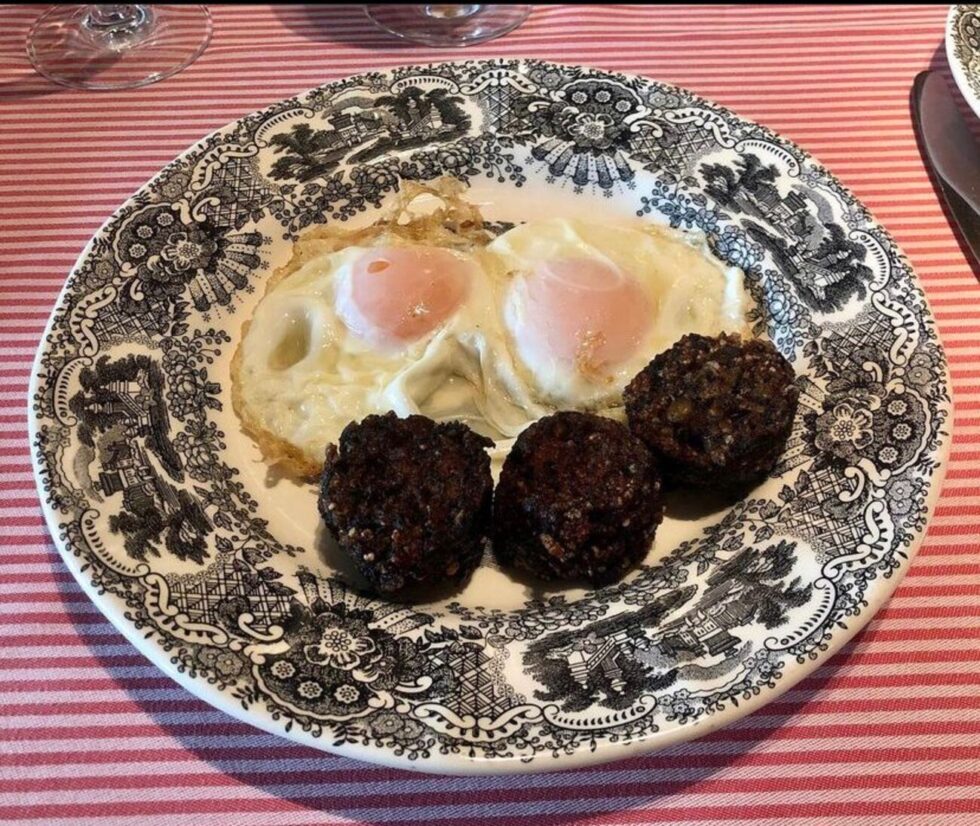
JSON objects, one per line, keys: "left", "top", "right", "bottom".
{"left": 624, "top": 333, "right": 798, "bottom": 489}
{"left": 493, "top": 411, "right": 664, "bottom": 585}
{"left": 319, "top": 412, "right": 493, "bottom": 595}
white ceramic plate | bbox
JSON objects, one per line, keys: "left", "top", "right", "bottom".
{"left": 30, "top": 60, "right": 951, "bottom": 775}
{"left": 947, "top": 5, "right": 980, "bottom": 118}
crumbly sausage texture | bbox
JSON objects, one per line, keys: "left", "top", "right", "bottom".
{"left": 493, "top": 411, "right": 664, "bottom": 585}
{"left": 624, "top": 333, "right": 799, "bottom": 489}
{"left": 319, "top": 412, "right": 494, "bottom": 596}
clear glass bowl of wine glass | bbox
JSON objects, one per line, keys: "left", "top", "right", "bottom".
{"left": 364, "top": 4, "right": 530, "bottom": 47}
{"left": 27, "top": 4, "right": 212, "bottom": 90}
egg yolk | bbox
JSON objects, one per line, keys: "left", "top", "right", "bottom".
{"left": 347, "top": 246, "right": 470, "bottom": 344}
{"left": 520, "top": 257, "right": 652, "bottom": 374}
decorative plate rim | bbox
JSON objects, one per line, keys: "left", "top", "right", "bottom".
{"left": 28, "top": 58, "right": 954, "bottom": 775}
{"left": 946, "top": 5, "right": 980, "bottom": 119}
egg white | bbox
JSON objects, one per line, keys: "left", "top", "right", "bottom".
{"left": 235, "top": 217, "right": 753, "bottom": 475}
{"left": 235, "top": 242, "right": 549, "bottom": 469}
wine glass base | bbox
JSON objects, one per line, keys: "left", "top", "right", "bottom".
{"left": 364, "top": 4, "right": 530, "bottom": 47}
{"left": 27, "top": 5, "right": 213, "bottom": 90}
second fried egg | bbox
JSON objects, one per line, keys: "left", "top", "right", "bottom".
{"left": 491, "top": 218, "right": 752, "bottom": 408}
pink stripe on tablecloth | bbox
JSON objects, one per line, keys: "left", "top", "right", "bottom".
{"left": 2, "top": 3, "right": 979, "bottom": 825}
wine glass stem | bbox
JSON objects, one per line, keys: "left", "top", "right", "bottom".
{"left": 83, "top": 4, "right": 154, "bottom": 45}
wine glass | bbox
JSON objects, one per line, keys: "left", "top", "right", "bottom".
{"left": 363, "top": 4, "right": 530, "bottom": 47}
{"left": 27, "top": 4, "right": 212, "bottom": 90}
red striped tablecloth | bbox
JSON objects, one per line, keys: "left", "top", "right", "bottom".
{"left": 2, "top": 4, "right": 979, "bottom": 824}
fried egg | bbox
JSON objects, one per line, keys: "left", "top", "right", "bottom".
{"left": 233, "top": 237, "right": 548, "bottom": 477}
{"left": 491, "top": 218, "right": 752, "bottom": 407}
{"left": 233, "top": 180, "right": 754, "bottom": 479}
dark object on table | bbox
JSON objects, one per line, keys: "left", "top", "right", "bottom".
{"left": 319, "top": 411, "right": 493, "bottom": 596}
{"left": 624, "top": 333, "right": 798, "bottom": 489}
{"left": 493, "top": 411, "right": 664, "bottom": 585}
{"left": 911, "top": 71, "right": 980, "bottom": 269}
